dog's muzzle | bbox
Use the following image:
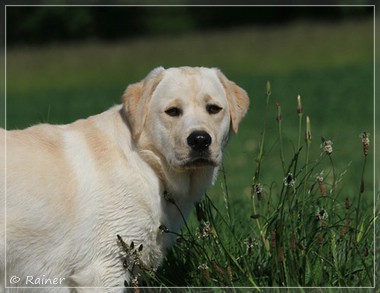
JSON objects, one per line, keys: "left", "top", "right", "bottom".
{"left": 183, "top": 131, "right": 216, "bottom": 168}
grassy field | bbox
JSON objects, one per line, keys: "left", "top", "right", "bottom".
{"left": 5, "top": 18, "right": 376, "bottom": 290}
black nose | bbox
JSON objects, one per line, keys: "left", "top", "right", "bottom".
{"left": 187, "top": 131, "right": 212, "bottom": 152}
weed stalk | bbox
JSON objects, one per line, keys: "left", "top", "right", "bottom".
{"left": 253, "top": 80, "right": 271, "bottom": 183}
{"left": 276, "top": 102, "right": 286, "bottom": 174}
{"left": 355, "top": 132, "right": 369, "bottom": 242}
{"left": 251, "top": 81, "right": 272, "bottom": 256}
{"left": 297, "top": 95, "right": 303, "bottom": 151}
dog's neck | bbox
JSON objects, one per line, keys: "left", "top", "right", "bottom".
{"left": 137, "top": 142, "right": 217, "bottom": 232}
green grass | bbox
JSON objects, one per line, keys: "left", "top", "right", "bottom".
{"left": 148, "top": 83, "right": 375, "bottom": 289}
{"left": 5, "top": 18, "right": 375, "bottom": 290}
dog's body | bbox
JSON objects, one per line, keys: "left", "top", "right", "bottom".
{"left": 0, "top": 67, "right": 249, "bottom": 292}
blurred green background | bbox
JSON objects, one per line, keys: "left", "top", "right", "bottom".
{"left": 5, "top": 5, "right": 374, "bottom": 211}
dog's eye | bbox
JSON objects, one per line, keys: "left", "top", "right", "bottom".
{"left": 206, "top": 104, "right": 223, "bottom": 115}
{"left": 165, "top": 107, "right": 182, "bottom": 117}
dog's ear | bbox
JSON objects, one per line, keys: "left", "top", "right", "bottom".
{"left": 216, "top": 69, "right": 250, "bottom": 133}
{"left": 122, "top": 67, "right": 165, "bottom": 139}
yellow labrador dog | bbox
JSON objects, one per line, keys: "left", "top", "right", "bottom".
{"left": 0, "top": 66, "right": 249, "bottom": 292}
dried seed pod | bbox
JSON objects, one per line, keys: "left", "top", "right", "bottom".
{"left": 279, "top": 246, "right": 285, "bottom": 263}
{"left": 226, "top": 265, "right": 233, "bottom": 283}
{"left": 305, "top": 116, "right": 312, "bottom": 143}
{"left": 253, "top": 183, "right": 263, "bottom": 200}
{"left": 290, "top": 232, "right": 296, "bottom": 252}
{"left": 316, "top": 233, "right": 323, "bottom": 245}
{"left": 345, "top": 198, "right": 350, "bottom": 210}
{"left": 276, "top": 102, "right": 282, "bottom": 121}
{"left": 321, "top": 137, "right": 333, "bottom": 155}
{"left": 211, "top": 260, "right": 224, "bottom": 276}
{"left": 266, "top": 80, "right": 271, "bottom": 96}
{"left": 297, "top": 95, "right": 303, "bottom": 115}
{"left": 271, "top": 230, "right": 276, "bottom": 248}
{"left": 316, "top": 175, "right": 326, "bottom": 197}
{"left": 360, "top": 132, "right": 370, "bottom": 156}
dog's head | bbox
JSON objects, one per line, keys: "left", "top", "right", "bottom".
{"left": 123, "top": 66, "right": 249, "bottom": 170}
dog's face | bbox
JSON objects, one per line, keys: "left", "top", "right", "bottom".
{"left": 123, "top": 67, "right": 249, "bottom": 170}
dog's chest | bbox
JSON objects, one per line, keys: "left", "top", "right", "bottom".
{"left": 96, "top": 167, "right": 185, "bottom": 269}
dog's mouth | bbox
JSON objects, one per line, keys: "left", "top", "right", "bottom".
{"left": 171, "top": 150, "right": 220, "bottom": 170}
{"left": 181, "top": 150, "right": 219, "bottom": 169}
{"left": 183, "top": 157, "right": 217, "bottom": 169}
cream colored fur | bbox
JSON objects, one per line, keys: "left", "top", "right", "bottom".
{"left": 0, "top": 66, "right": 249, "bottom": 292}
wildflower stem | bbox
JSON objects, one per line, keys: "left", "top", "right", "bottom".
{"left": 327, "top": 154, "right": 338, "bottom": 222}
{"left": 251, "top": 81, "right": 272, "bottom": 257}
{"left": 304, "top": 116, "right": 312, "bottom": 194}
{"left": 279, "top": 118, "right": 286, "bottom": 175}
{"left": 328, "top": 155, "right": 337, "bottom": 193}
{"left": 297, "top": 95, "right": 303, "bottom": 151}
{"left": 251, "top": 195, "right": 271, "bottom": 256}
{"left": 303, "top": 116, "right": 312, "bottom": 196}
{"left": 221, "top": 164, "right": 232, "bottom": 225}
{"left": 276, "top": 102, "right": 286, "bottom": 175}
{"left": 298, "top": 116, "right": 303, "bottom": 151}
{"left": 301, "top": 116, "right": 312, "bottom": 252}
{"left": 304, "top": 144, "right": 310, "bottom": 196}
{"left": 253, "top": 80, "right": 271, "bottom": 184}
{"left": 355, "top": 155, "right": 367, "bottom": 242}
